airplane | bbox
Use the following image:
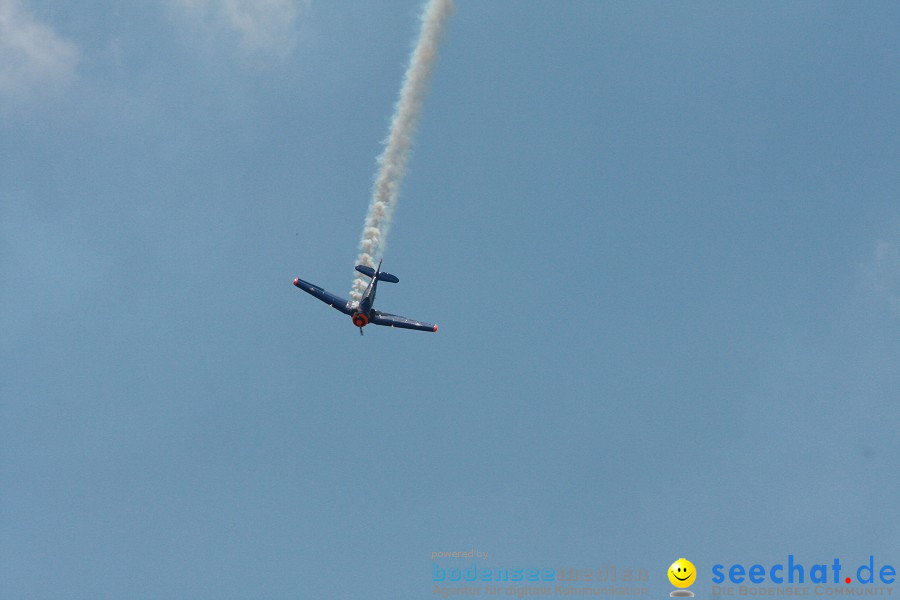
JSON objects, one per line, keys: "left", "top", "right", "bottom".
{"left": 292, "top": 259, "right": 437, "bottom": 335}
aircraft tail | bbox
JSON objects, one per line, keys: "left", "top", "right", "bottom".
{"left": 355, "top": 265, "right": 399, "bottom": 283}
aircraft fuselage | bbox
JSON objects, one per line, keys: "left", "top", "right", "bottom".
{"left": 350, "top": 261, "right": 381, "bottom": 329}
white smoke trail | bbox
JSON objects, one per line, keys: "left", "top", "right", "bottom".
{"left": 349, "top": 0, "right": 454, "bottom": 304}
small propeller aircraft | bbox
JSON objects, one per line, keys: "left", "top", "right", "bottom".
{"left": 292, "top": 259, "right": 437, "bottom": 335}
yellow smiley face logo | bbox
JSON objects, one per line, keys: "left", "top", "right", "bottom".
{"left": 668, "top": 558, "right": 696, "bottom": 588}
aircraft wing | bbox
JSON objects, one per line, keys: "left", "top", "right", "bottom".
{"left": 371, "top": 310, "right": 438, "bottom": 333}
{"left": 293, "top": 277, "right": 353, "bottom": 315}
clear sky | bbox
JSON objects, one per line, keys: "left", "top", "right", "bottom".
{"left": 2, "top": 1, "right": 899, "bottom": 598}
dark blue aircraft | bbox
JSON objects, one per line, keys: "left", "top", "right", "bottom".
{"left": 293, "top": 259, "right": 437, "bottom": 335}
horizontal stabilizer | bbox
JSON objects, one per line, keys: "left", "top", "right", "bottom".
{"left": 355, "top": 265, "right": 399, "bottom": 283}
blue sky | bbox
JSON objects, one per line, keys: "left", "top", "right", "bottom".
{"left": 2, "top": 1, "right": 899, "bottom": 598}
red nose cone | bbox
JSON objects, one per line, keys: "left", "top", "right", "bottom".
{"left": 293, "top": 278, "right": 299, "bottom": 286}
{"left": 433, "top": 325, "right": 438, "bottom": 332}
